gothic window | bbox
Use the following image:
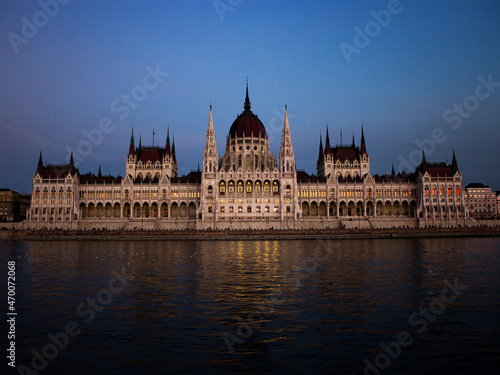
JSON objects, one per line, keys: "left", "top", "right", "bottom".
{"left": 35, "top": 188, "right": 40, "bottom": 198}
{"left": 264, "top": 181, "right": 270, "bottom": 193}
{"left": 440, "top": 186, "right": 445, "bottom": 195}
{"left": 425, "top": 187, "right": 429, "bottom": 196}
{"left": 208, "top": 186, "right": 213, "bottom": 196}
{"left": 238, "top": 155, "right": 242, "bottom": 169}
{"left": 255, "top": 181, "right": 261, "bottom": 192}
{"left": 219, "top": 181, "right": 226, "bottom": 195}
{"left": 455, "top": 187, "right": 460, "bottom": 196}
{"left": 228, "top": 181, "right": 235, "bottom": 193}
{"left": 286, "top": 185, "right": 291, "bottom": 196}
{"left": 286, "top": 206, "right": 291, "bottom": 213}
{"left": 237, "top": 181, "right": 243, "bottom": 193}
{"left": 51, "top": 188, "right": 56, "bottom": 198}
{"left": 229, "top": 206, "right": 234, "bottom": 213}
{"left": 163, "top": 189, "right": 167, "bottom": 199}
{"left": 448, "top": 186, "right": 452, "bottom": 195}
{"left": 432, "top": 186, "right": 437, "bottom": 195}
{"left": 238, "top": 206, "right": 243, "bottom": 213}
{"left": 220, "top": 206, "right": 225, "bottom": 213}
{"left": 247, "top": 206, "right": 251, "bottom": 213}
{"left": 256, "top": 206, "right": 261, "bottom": 213}
{"left": 246, "top": 181, "right": 252, "bottom": 195}
{"left": 208, "top": 206, "right": 213, "bottom": 213}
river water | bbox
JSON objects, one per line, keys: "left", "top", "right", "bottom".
{"left": 1, "top": 238, "right": 499, "bottom": 375}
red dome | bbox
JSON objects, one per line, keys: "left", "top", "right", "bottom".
{"left": 228, "top": 81, "right": 267, "bottom": 139}
{"left": 229, "top": 111, "right": 266, "bottom": 139}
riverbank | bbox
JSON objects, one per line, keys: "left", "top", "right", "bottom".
{"left": 1, "top": 226, "right": 500, "bottom": 241}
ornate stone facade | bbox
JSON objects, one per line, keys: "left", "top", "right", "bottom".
{"left": 26, "top": 84, "right": 472, "bottom": 229}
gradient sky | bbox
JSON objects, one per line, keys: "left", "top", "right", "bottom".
{"left": 1, "top": 0, "right": 499, "bottom": 194}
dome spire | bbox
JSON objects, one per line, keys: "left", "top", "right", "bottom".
{"left": 244, "top": 77, "right": 251, "bottom": 112}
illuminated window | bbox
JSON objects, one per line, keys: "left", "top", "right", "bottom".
{"left": 256, "top": 206, "right": 261, "bottom": 213}
{"left": 220, "top": 206, "right": 225, "bottom": 213}
{"left": 208, "top": 206, "right": 213, "bottom": 213}
{"left": 274, "top": 206, "right": 279, "bottom": 212}
{"left": 229, "top": 206, "right": 234, "bottom": 213}
{"left": 255, "top": 181, "right": 261, "bottom": 192}
{"left": 265, "top": 206, "right": 269, "bottom": 213}
{"left": 238, "top": 206, "right": 243, "bottom": 213}
{"left": 247, "top": 206, "right": 251, "bottom": 213}
{"left": 208, "top": 186, "right": 213, "bottom": 196}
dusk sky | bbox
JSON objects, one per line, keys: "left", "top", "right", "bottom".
{"left": 1, "top": 0, "right": 499, "bottom": 194}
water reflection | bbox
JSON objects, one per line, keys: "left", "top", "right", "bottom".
{"left": 0, "top": 238, "right": 499, "bottom": 374}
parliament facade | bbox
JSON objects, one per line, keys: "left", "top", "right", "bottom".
{"left": 27, "top": 85, "right": 472, "bottom": 229}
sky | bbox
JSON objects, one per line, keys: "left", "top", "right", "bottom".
{"left": 1, "top": 0, "right": 499, "bottom": 194}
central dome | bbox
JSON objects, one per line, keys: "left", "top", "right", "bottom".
{"left": 228, "top": 83, "right": 266, "bottom": 139}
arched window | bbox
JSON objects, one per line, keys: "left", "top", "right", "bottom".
{"left": 208, "top": 185, "right": 213, "bottom": 196}
{"left": 35, "top": 188, "right": 40, "bottom": 198}
{"left": 246, "top": 181, "right": 252, "bottom": 195}
{"left": 286, "top": 185, "right": 291, "bottom": 196}
{"left": 219, "top": 181, "right": 226, "bottom": 195}
{"left": 330, "top": 188, "right": 335, "bottom": 197}
{"left": 432, "top": 186, "right": 437, "bottom": 195}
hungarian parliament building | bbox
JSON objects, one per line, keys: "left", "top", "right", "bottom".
{"left": 27, "top": 85, "right": 473, "bottom": 230}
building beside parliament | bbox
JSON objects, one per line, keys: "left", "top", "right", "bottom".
{"left": 26, "top": 85, "right": 472, "bottom": 229}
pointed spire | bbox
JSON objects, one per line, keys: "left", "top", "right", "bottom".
{"left": 318, "top": 132, "right": 324, "bottom": 161}
{"left": 208, "top": 104, "right": 214, "bottom": 131}
{"left": 283, "top": 104, "right": 289, "bottom": 131}
{"left": 69, "top": 151, "right": 74, "bottom": 167}
{"left": 139, "top": 133, "right": 142, "bottom": 149}
{"left": 360, "top": 125, "right": 367, "bottom": 155}
{"left": 165, "top": 126, "right": 171, "bottom": 155}
{"left": 352, "top": 132, "right": 356, "bottom": 148}
{"left": 37, "top": 150, "right": 43, "bottom": 174}
{"left": 391, "top": 163, "right": 395, "bottom": 176}
{"left": 98, "top": 164, "right": 102, "bottom": 178}
{"left": 325, "top": 125, "right": 331, "bottom": 155}
{"left": 172, "top": 133, "right": 176, "bottom": 162}
{"left": 244, "top": 77, "right": 251, "bottom": 112}
{"left": 421, "top": 149, "right": 426, "bottom": 165}
{"left": 452, "top": 149, "right": 458, "bottom": 171}
{"left": 129, "top": 127, "right": 135, "bottom": 155}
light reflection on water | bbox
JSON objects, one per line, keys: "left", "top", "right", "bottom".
{"left": 1, "top": 238, "right": 499, "bottom": 374}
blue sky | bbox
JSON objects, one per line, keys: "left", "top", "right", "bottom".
{"left": 1, "top": 0, "right": 499, "bottom": 194}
